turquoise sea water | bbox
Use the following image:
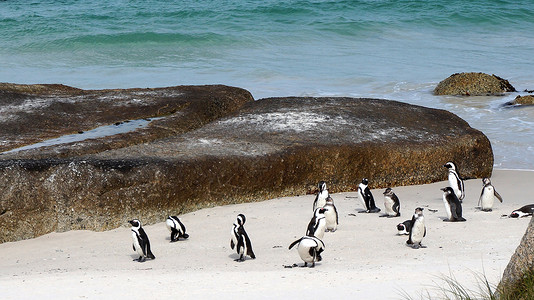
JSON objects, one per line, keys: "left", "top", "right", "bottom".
{"left": 1, "top": 0, "right": 534, "bottom": 169}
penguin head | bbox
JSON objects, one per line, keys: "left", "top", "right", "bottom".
{"left": 315, "top": 207, "right": 327, "bottom": 216}
{"left": 509, "top": 211, "right": 520, "bottom": 218}
{"left": 482, "top": 178, "right": 491, "bottom": 186}
{"left": 383, "top": 187, "right": 393, "bottom": 195}
{"left": 325, "top": 196, "right": 334, "bottom": 204}
{"left": 361, "top": 178, "right": 369, "bottom": 185}
{"left": 397, "top": 223, "right": 406, "bottom": 231}
{"left": 318, "top": 181, "right": 327, "bottom": 192}
{"left": 236, "top": 214, "right": 246, "bottom": 226}
{"left": 129, "top": 219, "right": 141, "bottom": 228}
{"left": 443, "top": 162, "right": 456, "bottom": 170}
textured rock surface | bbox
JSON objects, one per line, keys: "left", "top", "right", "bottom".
{"left": 0, "top": 83, "right": 254, "bottom": 158}
{"left": 0, "top": 95, "right": 493, "bottom": 243}
{"left": 434, "top": 72, "right": 516, "bottom": 96}
{"left": 499, "top": 217, "right": 534, "bottom": 291}
{"left": 505, "top": 95, "right": 534, "bottom": 106}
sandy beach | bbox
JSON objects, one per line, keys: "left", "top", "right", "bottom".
{"left": 0, "top": 169, "right": 532, "bottom": 299}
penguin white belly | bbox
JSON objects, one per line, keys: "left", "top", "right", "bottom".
{"left": 442, "top": 195, "right": 452, "bottom": 220}
{"left": 410, "top": 219, "right": 425, "bottom": 244}
{"left": 448, "top": 173, "right": 462, "bottom": 200}
{"left": 324, "top": 208, "right": 337, "bottom": 231}
{"left": 231, "top": 228, "right": 238, "bottom": 249}
{"left": 166, "top": 218, "right": 174, "bottom": 231}
{"left": 480, "top": 187, "right": 495, "bottom": 210}
{"left": 314, "top": 192, "right": 328, "bottom": 210}
{"left": 384, "top": 196, "right": 395, "bottom": 216}
{"left": 358, "top": 188, "right": 367, "bottom": 209}
{"left": 313, "top": 220, "right": 326, "bottom": 239}
{"left": 131, "top": 231, "right": 144, "bottom": 257}
{"left": 297, "top": 238, "right": 318, "bottom": 263}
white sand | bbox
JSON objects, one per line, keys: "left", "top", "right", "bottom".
{"left": 0, "top": 169, "right": 532, "bottom": 299}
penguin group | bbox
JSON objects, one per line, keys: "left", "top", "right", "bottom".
{"left": 126, "top": 160, "right": 524, "bottom": 266}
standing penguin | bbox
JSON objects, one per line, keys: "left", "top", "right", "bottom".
{"left": 382, "top": 188, "right": 401, "bottom": 217}
{"left": 357, "top": 178, "right": 381, "bottom": 213}
{"left": 323, "top": 196, "right": 339, "bottom": 232}
{"left": 313, "top": 181, "right": 329, "bottom": 211}
{"left": 129, "top": 219, "right": 156, "bottom": 262}
{"left": 288, "top": 236, "right": 325, "bottom": 268}
{"left": 306, "top": 208, "right": 327, "bottom": 239}
{"left": 478, "top": 178, "right": 503, "bottom": 212}
{"left": 441, "top": 187, "right": 466, "bottom": 222}
{"left": 396, "top": 219, "right": 412, "bottom": 235}
{"left": 444, "top": 162, "right": 465, "bottom": 202}
{"left": 166, "top": 216, "right": 189, "bottom": 242}
{"left": 230, "top": 214, "right": 256, "bottom": 262}
{"left": 406, "top": 207, "right": 426, "bottom": 249}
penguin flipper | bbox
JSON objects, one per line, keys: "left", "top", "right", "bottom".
{"left": 289, "top": 238, "right": 302, "bottom": 250}
{"left": 494, "top": 190, "right": 503, "bottom": 203}
{"left": 230, "top": 239, "right": 235, "bottom": 250}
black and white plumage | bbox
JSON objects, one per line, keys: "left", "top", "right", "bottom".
{"left": 323, "top": 196, "right": 338, "bottom": 232}
{"left": 306, "top": 208, "right": 327, "bottom": 239}
{"left": 166, "top": 216, "right": 189, "bottom": 242}
{"left": 478, "top": 178, "right": 503, "bottom": 212}
{"left": 382, "top": 188, "right": 401, "bottom": 217}
{"left": 444, "top": 162, "right": 465, "bottom": 202}
{"left": 406, "top": 207, "right": 426, "bottom": 249}
{"left": 129, "top": 219, "right": 155, "bottom": 262}
{"left": 288, "top": 236, "right": 325, "bottom": 268}
{"left": 313, "top": 181, "right": 329, "bottom": 211}
{"left": 441, "top": 187, "right": 466, "bottom": 222}
{"left": 230, "top": 214, "right": 256, "bottom": 262}
{"left": 508, "top": 204, "right": 534, "bottom": 218}
{"left": 357, "top": 178, "right": 381, "bottom": 213}
{"left": 397, "top": 220, "right": 412, "bottom": 235}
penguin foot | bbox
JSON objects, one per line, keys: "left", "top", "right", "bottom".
{"left": 301, "top": 263, "right": 308, "bottom": 268}
{"left": 358, "top": 210, "right": 369, "bottom": 213}
{"left": 369, "top": 208, "right": 381, "bottom": 213}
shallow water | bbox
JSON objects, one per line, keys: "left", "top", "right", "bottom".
{"left": 1, "top": 0, "right": 533, "bottom": 168}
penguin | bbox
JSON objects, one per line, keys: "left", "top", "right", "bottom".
{"left": 357, "top": 178, "right": 381, "bottom": 213}
{"left": 382, "top": 187, "right": 401, "bottom": 217}
{"left": 129, "top": 219, "right": 155, "bottom": 262}
{"left": 230, "top": 214, "right": 256, "bottom": 262}
{"left": 306, "top": 208, "right": 327, "bottom": 239}
{"left": 441, "top": 187, "right": 466, "bottom": 222}
{"left": 508, "top": 204, "right": 534, "bottom": 218}
{"left": 166, "top": 216, "right": 189, "bottom": 242}
{"left": 288, "top": 235, "right": 325, "bottom": 268}
{"left": 478, "top": 178, "right": 503, "bottom": 212}
{"left": 323, "top": 196, "right": 338, "bottom": 232}
{"left": 313, "top": 181, "right": 329, "bottom": 212}
{"left": 396, "top": 219, "right": 412, "bottom": 235}
{"left": 444, "top": 162, "right": 465, "bottom": 202}
{"left": 406, "top": 207, "right": 426, "bottom": 249}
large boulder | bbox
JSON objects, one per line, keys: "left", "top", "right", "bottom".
{"left": 0, "top": 95, "right": 493, "bottom": 243}
{"left": 505, "top": 95, "right": 534, "bottom": 106}
{"left": 434, "top": 72, "right": 516, "bottom": 96}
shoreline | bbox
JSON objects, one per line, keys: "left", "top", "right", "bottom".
{"left": 0, "top": 169, "right": 532, "bottom": 299}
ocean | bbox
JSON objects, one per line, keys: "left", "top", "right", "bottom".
{"left": 1, "top": 0, "right": 533, "bottom": 169}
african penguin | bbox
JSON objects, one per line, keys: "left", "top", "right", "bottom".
{"left": 313, "top": 181, "right": 329, "bottom": 211}
{"left": 129, "top": 219, "right": 155, "bottom": 262}
{"left": 382, "top": 187, "right": 401, "bottom": 217}
{"left": 306, "top": 208, "right": 327, "bottom": 239}
{"left": 288, "top": 236, "right": 325, "bottom": 268}
{"left": 508, "top": 204, "right": 534, "bottom": 218}
{"left": 478, "top": 178, "right": 503, "bottom": 212}
{"left": 357, "top": 178, "right": 381, "bottom": 213}
{"left": 230, "top": 214, "right": 256, "bottom": 262}
{"left": 397, "top": 219, "right": 412, "bottom": 235}
{"left": 406, "top": 207, "right": 426, "bottom": 249}
{"left": 323, "top": 196, "right": 339, "bottom": 232}
{"left": 444, "top": 162, "right": 465, "bottom": 202}
{"left": 166, "top": 216, "right": 189, "bottom": 242}
{"left": 441, "top": 187, "right": 466, "bottom": 222}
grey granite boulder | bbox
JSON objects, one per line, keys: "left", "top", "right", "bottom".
{"left": 434, "top": 72, "right": 516, "bottom": 96}
{"left": 0, "top": 95, "right": 493, "bottom": 243}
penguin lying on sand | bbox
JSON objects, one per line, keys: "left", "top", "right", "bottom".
{"left": 288, "top": 236, "right": 325, "bottom": 268}
{"left": 129, "top": 219, "right": 156, "bottom": 262}
{"left": 507, "top": 204, "right": 534, "bottom": 218}
{"left": 397, "top": 219, "right": 412, "bottom": 235}
{"left": 478, "top": 178, "right": 503, "bottom": 212}
{"left": 230, "top": 214, "right": 256, "bottom": 262}
{"left": 166, "top": 216, "right": 189, "bottom": 242}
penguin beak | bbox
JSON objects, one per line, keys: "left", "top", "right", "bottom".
{"left": 128, "top": 220, "right": 134, "bottom": 225}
